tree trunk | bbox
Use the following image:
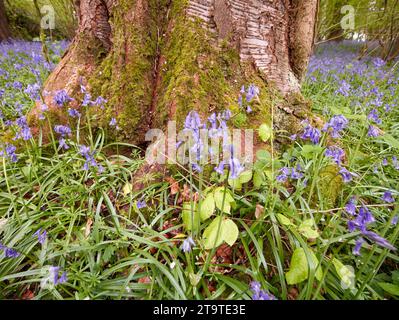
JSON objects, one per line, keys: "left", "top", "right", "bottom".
{"left": 0, "top": 0, "right": 11, "bottom": 41}
{"left": 37, "top": 0, "right": 318, "bottom": 145}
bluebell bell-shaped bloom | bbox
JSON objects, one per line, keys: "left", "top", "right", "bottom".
{"left": 382, "top": 191, "right": 394, "bottom": 203}
{"left": 182, "top": 237, "right": 195, "bottom": 253}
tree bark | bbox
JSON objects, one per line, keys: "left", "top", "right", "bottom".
{"left": 0, "top": 0, "right": 11, "bottom": 41}
{"left": 37, "top": 0, "right": 318, "bottom": 144}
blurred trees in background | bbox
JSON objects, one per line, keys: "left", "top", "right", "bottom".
{"left": 319, "top": 0, "right": 399, "bottom": 60}
{"left": 4, "top": 0, "right": 76, "bottom": 39}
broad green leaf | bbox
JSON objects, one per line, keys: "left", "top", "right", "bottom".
{"left": 298, "top": 219, "right": 320, "bottom": 239}
{"left": 286, "top": 248, "right": 308, "bottom": 285}
{"left": 256, "top": 150, "right": 272, "bottom": 164}
{"left": 253, "top": 171, "right": 265, "bottom": 188}
{"left": 214, "top": 187, "right": 235, "bottom": 214}
{"left": 332, "top": 258, "right": 355, "bottom": 289}
{"left": 221, "top": 219, "right": 239, "bottom": 246}
{"left": 203, "top": 217, "right": 224, "bottom": 249}
{"left": 239, "top": 170, "right": 253, "bottom": 184}
{"left": 277, "top": 214, "right": 294, "bottom": 226}
{"left": 259, "top": 123, "right": 273, "bottom": 142}
{"left": 228, "top": 178, "right": 242, "bottom": 190}
{"left": 203, "top": 217, "right": 239, "bottom": 249}
{"left": 309, "top": 251, "right": 323, "bottom": 281}
{"left": 182, "top": 202, "right": 200, "bottom": 231}
{"left": 200, "top": 193, "right": 215, "bottom": 221}
{"left": 123, "top": 182, "right": 133, "bottom": 196}
{"left": 378, "top": 282, "right": 399, "bottom": 296}
{"left": 301, "top": 145, "right": 323, "bottom": 159}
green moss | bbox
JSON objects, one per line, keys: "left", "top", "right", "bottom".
{"left": 88, "top": 0, "right": 274, "bottom": 144}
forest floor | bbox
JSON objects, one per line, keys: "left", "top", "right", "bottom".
{"left": 0, "top": 40, "right": 398, "bottom": 300}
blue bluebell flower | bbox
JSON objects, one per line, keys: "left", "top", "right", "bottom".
{"left": 182, "top": 237, "right": 195, "bottom": 253}
{"left": 382, "top": 191, "right": 394, "bottom": 203}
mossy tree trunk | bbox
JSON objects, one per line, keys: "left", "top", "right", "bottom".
{"left": 0, "top": 0, "right": 11, "bottom": 41}
{"left": 39, "top": 0, "right": 318, "bottom": 145}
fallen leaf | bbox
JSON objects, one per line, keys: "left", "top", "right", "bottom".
{"left": 85, "top": 218, "right": 93, "bottom": 238}
{"left": 255, "top": 204, "right": 264, "bottom": 219}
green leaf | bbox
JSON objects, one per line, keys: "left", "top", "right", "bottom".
{"left": 259, "top": 124, "right": 273, "bottom": 142}
{"left": 380, "top": 134, "right": 399, "bottom": 149}
{"left": 378, "top": 282, "right": 399, "bottom": 296}
{"left": 228, "top": 178, "right": 242, "bottom": 190}
{"left": 123, "top": 182, "right": 133, "bottom": 196}
{"left": 221, "top": 219, "right": 239, "bottom": 246}
{"left": 203, "top": 217, "right": 239, "bottom": 249}
{"left": 239, "top": 170, "right": 253, "bottom": 184}
{"left": 298, "top": 219, "right": 320, "bottom": 239}
{"left": 256, "top": 150, "right": 272, "bottom": 163}
{"left": 200, "top": 193, "right": 215, "bottom": 222}
{"left": 301, "top": 145, "right": 323, "bottom": 159}
{"left": 182, "top": 202, "right": 200, "bottom": 231}
{"left": 253, "top": 171, "right": 265, "bottom": 188}
{"left": 277, "top": 214, "right": 294, "bottom": 226}
{"left": 309, "top": 251, "right": 323, "bottom": 281}
{"left": 286, "top": 248, "right": 308, "bottom": 285}
{"left": 214, "top": 187, "right": 235, "bottom": 214}
{"left": 332, "top": 258, "right": 355, "bottom": 289}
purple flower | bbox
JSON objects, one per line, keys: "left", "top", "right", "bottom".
{"left": 367, "top": 125, "right": 380, "bottom": 137}
{"left": 0, "top": 243, "right": 20, "bottom": 258}
{"left": 54, "top": 125, "right": 71, "bottom": 137}
{"left": 382, "top": 158, "right": 388, "bottom": 166}
{"left": 182, "top": 237, "right": 195, "bottom": 253}
{"left": 382, "top": 191, "right": 395, "bottom": 203}
{"left": 361, "top": 230, "right": 396, "bottom": 251}
{"left": 323, "top": 115, "right": 349, "bottom": 138}
{"left": 79, "top": 145, "right": 102, "bottom": 172}
{"left": 367, "top": 109, "right": 382, "bottom": 125}
{"left": 228, "top": 157, "right": 244, "bottom": 179}
{"left": 392, "top": 215, "right": 398, "bottom": 226}
{"left": 53, "top": 90, "right": 73, "bottom": 107}
{"left": 59, "top": 138, "right": 69, "bottom": 150}
{"left": 246, "top": 84, "right": 260, "bottom": 102}
{"left": 68, "top": 108, "right": 81, "bottom": 118}
{"left": 49, "top": 266, "right": 68, "bottom": 285}
{"left": 33, "top": 229, "right": 47, "bottom": 245}
{"left": 339, "top": 167, "right": 355, "bottom": 183}
{"left": 345, "top": 197, "right": 357, "bottom": 215}
{"left": 137, "top": 200, "right": 147, "bottom": 209}
{"left": 250, "top": 281, "right": 276, "bottom": 300}
{"left": 109, "top": 117, "right": 117, "bottom": 127}
{"left": 0, "top": 144, "right": 18, "bottom": 163}
{"left": 325, "top": 146, "right": 345, "bottom": 165}
{"left": 353, "top": 237, "right": 364, "bottom": 256}
{"left": 336, "top": 80, "right": 351, "bottom": 96}
{"left": 300, "top": 121, "right": 321, "bottom": 144}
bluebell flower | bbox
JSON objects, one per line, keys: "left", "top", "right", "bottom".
{"left": 361, "top": 230, "right": 396, "bottom": 251}
{"left": 54, "top": 125, "right": 71, "bottom": 137}
{"left": 0, "top": 243, "right": 20, "bottom": 258}
{"left": 353, "top": 237, "right": 364, "bottom": 256}
{"left": 367, "top": 109, "right": 382, "bottom": 125}
{"left": 109, "top": 117, "right": 117, "bottom": 127}
{"left": 392, "top": 215, "right": 398, "bottom": 226}
{"left": 49, "top": 266, "right": 68, "bottom": 285}
{"left": 53, "top": 89, "right": 73, "bottom": 107}
{"left": 34, "top": 229, "right": 47, "bottom": 245}
{"left": 137, "top": 200, "right": 147, "bottom": 209}
{"left": 325, "top": 146, "right": 345, "bottom": 165}
{"left": 339, "top": 167, "right": 355, "bottom": 183}
{"left": 323, "top": 115, "right": 349, "bottom": 138}
{"left": 68, "top": 108, "right": 81, "bottom": 118}
{"left": 0, "top": 144, "right": 18, "bottom": 162}
{"left": 382, "top": 158, "right": 388, "bottom": 166}
{"left": 367, "top": 125, "right": 380, "bottom": 137}
{"left": 381, "top": 191, "right": 394, "bottom": 203}
{"left": 250, "top": 281, "right": 276, "bottom": 300}
{"left": 336, "top": 80, "right": 351, "bottom": 96}
{"left": 345, "top": 197, "right": 357, "bottom": 215}
{"left": 182, "top": 237, "right": 195, "bottom": 253}
{"left": 300, "top": 121, "right": 321, "bottom": 144}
